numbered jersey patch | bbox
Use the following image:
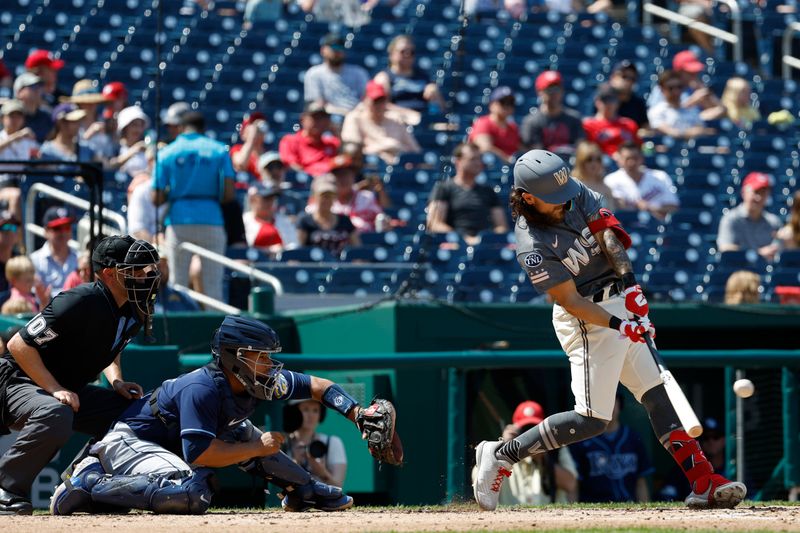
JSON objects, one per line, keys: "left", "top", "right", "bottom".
{"left": 26, "top": 314, "right": 59, "bottom": 346}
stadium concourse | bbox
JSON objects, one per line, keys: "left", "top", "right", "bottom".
{"left": 0, "top": 0, "right": 799, "bottom": 310}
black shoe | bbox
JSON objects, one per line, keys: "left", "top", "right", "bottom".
{"left": 0, "top": 487, "right": 32, "bottom": 515}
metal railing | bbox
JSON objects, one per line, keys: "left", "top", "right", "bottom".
{"left": 172, "top": 283, "right": 242, "bottom": 314}
{"left": 782, "top": 22, "right": 800, "bottom": 80}
{"left": 24, "top": 182, "right": 126, "bottom": 254}
{"left": 643, "top": 1, "right": 742, "bottom": 62}
{"left": 177, "top": 241, "right": 284, "bottom": 297}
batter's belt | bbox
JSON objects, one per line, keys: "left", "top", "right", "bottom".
{"left": 589, "top": 281, "right": 622, "bottom": 303}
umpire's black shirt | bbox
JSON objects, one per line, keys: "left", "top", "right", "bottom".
{"left": 4, "top": 281, "right": 142, "bottom": 391}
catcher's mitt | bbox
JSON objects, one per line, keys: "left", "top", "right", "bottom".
{"left": 355, "top": 399, "right": 403, "bottom": 466}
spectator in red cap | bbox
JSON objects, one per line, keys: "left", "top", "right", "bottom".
{"left": 647, "top": 70, "right": 715, "bottom": 140}
{"left": 480, "top": 400, "right": 577, "bottom": 506}
{"left": 101, "top": 82, "right": 128, "bottom": 118}
{"left": 717, "top": 172, "right": 782, "bottom": 261}
{"left": 341, "top": 80, "right": 421, "bottom": 164}
{"left": 520, "top": 70, "right": 583, "bottom": 157}
{"left": 647, "top": 51, "right": 723, "bottom": 121}
{"left": 243, "top": 182, "right": 298, "bottom": 253}
{"left": 279, "top": 102, "right": 341, "bottom": 177}
{"left": 25, "top": 50, "right": 67, "bottom": 108}
{"left": 230, "top": 112, "right": 269, "bottom": 182}
{"left": 583, "top": 84, "right": 640, "bottom": 157}
{"left": 468, "top": 85, "right": 521, "bottom": 161}
{"left": 30, "top": 206, "right": 78, "bottom": 296}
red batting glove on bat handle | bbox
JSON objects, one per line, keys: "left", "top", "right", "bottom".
{"left": 618, "top": 319, "right": 647, "bottom": 343}
{"left": 622, "top": 285, "right": 649, "bottom": 318}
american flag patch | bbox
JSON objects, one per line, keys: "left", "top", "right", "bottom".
{"left": 529, "top": 271, "right": 550, "bottom": 284}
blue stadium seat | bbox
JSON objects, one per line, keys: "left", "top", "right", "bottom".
{"left": 276, "top": 247, "right": 335, "bottom": 263}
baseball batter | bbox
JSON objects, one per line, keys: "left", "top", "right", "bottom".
{"left": 473, "top": 149, "right": 746, "bottom": 511}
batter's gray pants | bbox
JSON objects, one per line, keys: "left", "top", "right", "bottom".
{"left": 165, "top": 224, "right": 227, "bottom": 302}
{"left": 0, "top": 380, "right": 132, "bottom": 496}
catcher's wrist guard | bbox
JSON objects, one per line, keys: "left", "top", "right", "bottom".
{"left": 322, "top": 384, "right": 359, "bottom": 417}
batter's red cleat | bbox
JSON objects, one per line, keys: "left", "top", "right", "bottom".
{"left": 685, "top": 473, "right": 747, "bottom": 509}
{"left": 472, "top": 440, "right": 512, "bottom": 511}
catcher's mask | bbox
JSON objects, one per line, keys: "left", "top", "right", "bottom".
{"left": 92, "top": 235, "right": 161, "bottom": 316}
{"left": 212, "top": 315, "right": 284, "bottom": 400}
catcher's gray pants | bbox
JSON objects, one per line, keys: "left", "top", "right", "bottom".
{"left": 0, "top": 380, "right": 131, "bottom": 496}
{"left": 91, "top": 422, "right": 194, "bottom": 477}
{"left": 165, "top": 224, "right": 227, "bottom": 302}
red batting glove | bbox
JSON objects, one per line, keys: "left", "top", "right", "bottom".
{"left": 618, "top": 319, "right": 647, "bottom": 343}
{"left": 622, "top": 284, "right": 649, "bottom": 319}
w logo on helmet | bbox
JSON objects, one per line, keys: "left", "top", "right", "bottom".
{"left": 554, "top": 167, "right": 569, "bottom": 186}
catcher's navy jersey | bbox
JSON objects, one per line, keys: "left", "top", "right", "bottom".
{"left": 119, "top": 363, "right": 311, "bottom": 460}
{"left": 515, "top": 182, "right": 618, "bottom": 297}
{"left": 8, "top": 281, "right": 142, "bottom": 391}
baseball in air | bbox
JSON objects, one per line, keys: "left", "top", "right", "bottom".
{"left": 733, "top": 378, "right": 755, "bottom": 398}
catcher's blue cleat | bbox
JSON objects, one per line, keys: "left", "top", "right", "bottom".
{"left": 280, "top": 479, "right": 353, "bottom": 512}
{"left": 50, "top": 457, "right": 105, "bottom": 515}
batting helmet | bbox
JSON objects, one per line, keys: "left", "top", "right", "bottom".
{"left": 212, "top": 315, "right": 284, "bottom": 400}
{"left": 513, "top": 149, "right": 581, "bottom": 204}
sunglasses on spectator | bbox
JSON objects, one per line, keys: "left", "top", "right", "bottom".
{"left": 665, "top": 83, "right": 683, "bottom": 91}
{"left": 0, "top": 223, "right": 17, "bottom": 232}
{"left": 397, "top": 48, "right": 415, "bottom": 56}
{"left": 584, "top": 156, "right": 603, "bottom": 163}
{"left": 266, "top": 161, "right": 284, "bottom": 171}
{"left": 498, "top": 97, "right": 516, "bottom": 107}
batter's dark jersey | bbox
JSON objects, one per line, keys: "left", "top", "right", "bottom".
{"left": 5, "top": 281, "right": 142, "bottom": 391}
{"left": 515, "top": 182, "right": 618, "bottom": 297}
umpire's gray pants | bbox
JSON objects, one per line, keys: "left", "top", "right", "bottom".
{"left": 165, "top": 224, "right": 227, "bottom": 302}
{"left": 0, "top": 380, "right": 131, "bottom": 496}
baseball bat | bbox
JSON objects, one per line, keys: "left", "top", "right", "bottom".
{"left": 643, "top": 333, "right": 703, "bottom": 438}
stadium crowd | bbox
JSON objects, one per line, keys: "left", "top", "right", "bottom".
{"left": 0, "top": 0, "right": 797, "bottom": 315}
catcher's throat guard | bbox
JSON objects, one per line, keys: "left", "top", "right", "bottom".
{"left": 587, "top": 208, "right": 632, "bottom": 249}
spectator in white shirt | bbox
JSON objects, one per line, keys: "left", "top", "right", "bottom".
{"left": 647, "top": 70, "right": 715, "bottom": 140}
{"left": 0, "top": 99, "right": 38, "bottom": 226}
{"left": 604, "top": 141, "right": 679, "bottom": 220}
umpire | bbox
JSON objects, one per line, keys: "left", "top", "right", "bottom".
{"left": 0, "top": 235, "right": 161, "bottom": 514}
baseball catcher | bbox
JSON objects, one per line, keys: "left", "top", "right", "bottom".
{"left": 50, "top": 315, "right": 402, "bottom": 515}
{"left": 473, "top": 150, "right": 745, "bottom": 511}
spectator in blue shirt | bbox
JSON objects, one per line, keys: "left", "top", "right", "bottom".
{"left": 152, "top": 111, "right": 235, "bottom": 303}
{"left": 29, "top": 206, "right": 78, "bottom": 297}
{"left": 569, "top": 392, "right": 653, "bottom": 503}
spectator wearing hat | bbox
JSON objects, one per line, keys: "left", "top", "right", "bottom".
{"left": 257, "top": 151, "right": 287, "bottom": 187}
{"left": 304, "top": 33, "right": 370, "bottom": 115}
{"left": 24, "top": 50, "right": 67, "bottom": 108}
{"left": 152, "top": 111, "right": 235, "bottom": 302}
{"left": 283, "top": 398, "right": 348, "bottom": 487}
{"left": 0, "top": 235, "right": 157, "bottom": 515}
{"left": 583, "top": 84, "right": 640, "bottom": 157}
{"left": 29, "top": 206, "right": 79, "bottom": 296}
{"left": 520, "top": 71, "right": 584, "bottom": 157}
{"left": 468, "top": 86, "right": 521, "bottom": 161}
{"left": 648, "top": 70, "right": 716, "bottom": 140}
{"left": 427, "top": 142, "right": 508, "bottom": 244}
{"left": 279, "top": 102, "right": 341, "bottom": 177}
{"left": 647, "top": 51, "right": 723, "bottom": 120}
{"left": 0, "top": 99, "right": 40, "bottom": 184}
{"left": 478, "top": 400, "right": 577, "bottom": 506}
{"left": 373, "top": 35, "right": 446, "bottom": 119}
{"left": 39, "top": 103, "right": 102, "bottom": 178}
{"left": 607, "top": 61, "right": 648, "bottom": 127}
{"left": 570, "top": 392, "right": 653, "bottom": 503}
{"left": 329, "top": 155, "right": 386, "bottom": 233}
{"left": 297, "top": 175, "right": 359, "bottom": 254}
{"left": 13, "top": 72, "right": 52, "bottom": 143}
{"left": 101, "top": 82, "right": 129, "bottom": 119}
{"left": 717, "top": 172, "right": 782, "bottom": 261}
{"left": 162, "top": 101, "right": 191, "bottom": 142}
{"left": 67, "top": 79, "right": 116, "bottom": 160}
{"left": 230, "top": 112, "right": 269, "bottom": 181}
{"left": 604, "top": 141, "right": 679, "bottom": 220}
{"left": 341, "top": 80, "right": 421, "bottom": 164}
{"left": 243, "top": 182, "right": 298, "bottom": 252}
{"left": 110, "top": 106, "right": 150, "bottom": 178}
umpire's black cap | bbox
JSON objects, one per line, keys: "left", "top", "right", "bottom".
{"left": 91, "top": 235, "right": 136, "bottom": 272}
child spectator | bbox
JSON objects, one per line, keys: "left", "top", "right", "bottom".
{"left": 5, "top": 255, "right": 41, "bottom": 313}
{"left": 720, "top": 77, "right": 761, "bottom": 129}
{"left": 243, "top": 183, "right": 298, "bottom": 253}
{"left": 724, "top": 270, "right": 761, "bottom": 305}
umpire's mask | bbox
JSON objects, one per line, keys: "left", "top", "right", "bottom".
{"left": 93, "top": 235, "right": 161, "bottom": 316}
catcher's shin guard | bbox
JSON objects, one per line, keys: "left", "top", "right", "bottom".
{"left": 239, "top": 450, "right": 311, "bottom": 492}
{"left": 90, "top": 469, "right": 213, "bottom": 515}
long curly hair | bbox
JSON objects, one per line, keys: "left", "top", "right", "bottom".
{"left": 509, "top": 188, "right": 554, "bottom": 227}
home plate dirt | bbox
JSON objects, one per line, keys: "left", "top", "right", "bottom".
{"left": 7, "top": 506, "right": 800, "bottom": 532}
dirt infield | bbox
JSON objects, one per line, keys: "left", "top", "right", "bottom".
{"left": 8, "top": 505, "right": 800, "bottom": 533}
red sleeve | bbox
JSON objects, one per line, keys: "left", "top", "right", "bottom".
{"left": 278, "top": 134, "right": 298, "bottom": 166}
{"left": 582, "top": 118, "right": 599, "bottom": 143}
{"left": 470, "top": 116, "right": 492, "bottom": 137}
{"left": 624, "top": 118, "right": 642, "bottom": 145}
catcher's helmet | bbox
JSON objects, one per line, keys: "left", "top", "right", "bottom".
{"left": 513, "top": 149, "right": 581, "bottom": 204}
{"left": 212, "top": 315, "right": 284, "bottom": 400}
